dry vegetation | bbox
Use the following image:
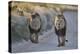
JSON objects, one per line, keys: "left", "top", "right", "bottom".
{"left": 9, "top": 1, "right": 77, "bottom": 16}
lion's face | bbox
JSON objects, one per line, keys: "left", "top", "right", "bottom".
{"left": 54, "top": 15, "right": 66, "bottom": 30}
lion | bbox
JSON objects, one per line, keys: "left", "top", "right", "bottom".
{"left": 28, "top": 13, "right": 41, "bottom": 43}
{"left": 54, "top": 14, "right": 68, "bottom": 47}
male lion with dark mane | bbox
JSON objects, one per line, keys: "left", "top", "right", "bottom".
{"left": 28, "top": 13, "right": 41, "bottom": 43}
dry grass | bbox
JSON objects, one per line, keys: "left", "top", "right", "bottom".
{"left": 9, "top": 1, "right": 77, "bottom": 16}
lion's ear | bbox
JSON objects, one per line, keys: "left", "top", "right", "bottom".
{"left": 35, "top": 13, "right": 39, "bottom": 16}
{"left": 31, "top": 14, "right": 35, "bottom": 18}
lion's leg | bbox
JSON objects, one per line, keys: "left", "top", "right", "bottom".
{"left": 30, "top": 33, "right": 38, "bottom": 43}
{"left": 61, "top": 36, "right": 65, "bottom": 46}
{"left": 58, "top": 36, "right": 61, "bottom": 47}
{"left": 58, "top": 36, "right": 65, "bottom": 47}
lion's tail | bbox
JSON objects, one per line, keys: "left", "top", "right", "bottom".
{"left": 65, "top": 40, "right": 68, "bottom": 42}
